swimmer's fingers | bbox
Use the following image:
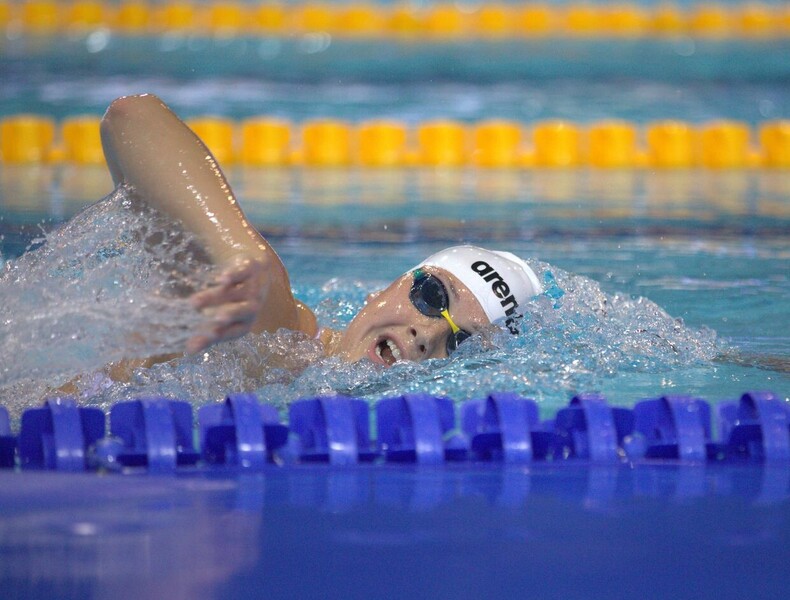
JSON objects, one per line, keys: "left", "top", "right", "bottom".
{"left": 186, "top": 256, "right": 270, "bottom": 353}
{"left": 211, "top": 321, "right": 254, "bottom": 346}
{"left": 209, "top": 300, "right": 258, "bottom": 329}
{"left": 191, "top": 264, "right": 268, "bottom": 310}
{"left": 185, "top": 301, "right": 258, "bottom": 353}
{"left": 184, "top": 323, "right": 250, "bottom": 354}
{"left": 185, "top": 334, "right": 212, "bottom": 355}
{"left": 218, "top": 257, "right": 265, "bottom": 286}
{"left": 191, "top": 279, "right": 259, "bottom": 310}
{"left": 190, "top": 271, "right": 251, "bottom": 306}
{"left": 185, "top": 322, "right": 245, "bottom": 354}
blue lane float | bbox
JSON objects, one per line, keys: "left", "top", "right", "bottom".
{"left": 632, "top": 395, "right": 712, "bottom": 461}
{"left": 552, "top": 392, "right": 634, "bottom": 462}
{"left": 0, "top": 405, "right": 14, "bottom": 468}
{"left": 718, "top": 390, "right": 790, "bottom": 462}
{"left": 376, "top": 393, "right": 466, "bottom": 463}
{"left": 17, "top": 397, "right": 104, "bottom": 471}
{"left": 199, "top": 393, "right": 288, "bottom": 469}
{"left": 108, "top": 398, "right": 200, "bottom": 471}
{"left": 289, "top": 395, "right": 377, "bottom": 464}
{"left": 0, "top": 390, "right": 788, "bottom": 473}
{"left": 461, "top": 391, "right": 539, "bottom": 463}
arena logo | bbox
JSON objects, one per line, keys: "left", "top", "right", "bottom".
{"left": 471, "top": 260, "right": 520, "bottom": 334}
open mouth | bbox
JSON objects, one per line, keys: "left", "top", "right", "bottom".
{"left": 374, "top": 337, "right": 402, "bottom": 366}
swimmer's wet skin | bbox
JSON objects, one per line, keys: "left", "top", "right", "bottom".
{"left": 101, "top": 94, "right": 315, "bottom": 354}
{"left": 100, "top": 94, "right": 542, "bottom": 369}
{"left": 322, "top": 245, "right": 543, "bottom": 366}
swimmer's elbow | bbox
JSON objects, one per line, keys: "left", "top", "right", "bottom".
{"left": 103, "top": 93, "right": 166, "bottom": 127}
{"left": 101, "top": 94, "right": 173, "bottom": 185}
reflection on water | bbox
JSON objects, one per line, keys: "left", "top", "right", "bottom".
{"left": 0, "top": 170, "right": 785, "bottom": 421}
{"left": 2, "top": 167, "right": 789, "bottom": 249}
{"left": 1, "top": 463, "right": 789, "bottom": 599}
{"left": 0, "top": 473, "right": 263, "bottom": 600}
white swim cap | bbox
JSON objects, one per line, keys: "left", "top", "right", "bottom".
{"left": 415, "top": 245, "right": 542, "bottom": 334}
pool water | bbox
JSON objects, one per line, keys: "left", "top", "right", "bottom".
{"left": 0, "top": 166, "right": 787, "bottom": 418}
{"left": 2, "top": 463, "right": 790, "bottom": 600}
{"left": 1, "top": 58, "right": 789, "bottom": 414}
{"left": 1, "top": 11, "right": 789, "bottom": 600}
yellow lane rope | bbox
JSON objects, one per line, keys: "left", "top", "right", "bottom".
{"left": 0, "top": 1, "right": 788, "bottom": 40}
{"left": 1, "top": 115, "right": 789, "bottom": 168}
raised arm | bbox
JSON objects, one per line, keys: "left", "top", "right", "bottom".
{"left": 101, "top": 93, "right": 266, "bottom": 263}
{"left": 101, "top": 94, "right": 317, "bottom": 351}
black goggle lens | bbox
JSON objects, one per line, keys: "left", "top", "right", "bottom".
{"left": 409, "top": 271, "right": 447, "bottom": 316}
{"left": 446, "top": 329, "right": 472, "bottom": 353}
{"left": 409, "top": 270, "right": 472, "bottom": 355}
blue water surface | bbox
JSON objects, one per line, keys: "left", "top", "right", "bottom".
{"left": 0, "top": 167, "right": 787, "bottom": 410}
{"left": 1, "top": 12, "right": 790, "bottom": 600}
{"left": 2, "top": 463, "right": 790, "bottom": 600}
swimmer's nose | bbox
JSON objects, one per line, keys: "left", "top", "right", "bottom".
{"left": 408, "top": 317, "right": 450, "bottom": 357}
{"left": 408, "top": 327, "right": 427, "bottom": 355}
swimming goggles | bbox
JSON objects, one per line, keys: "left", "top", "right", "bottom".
{"left": 409, "top": 269, "right": 472, "bottom": 355}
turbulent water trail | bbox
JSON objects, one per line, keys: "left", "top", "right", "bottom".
{"left": 0, "top": 185, "right": 215, "bottom": 413}
{"left": 0, "top": 186, "right": 723, "bottom": 420}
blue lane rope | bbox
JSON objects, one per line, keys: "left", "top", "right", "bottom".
{"left": 2, "top": 390, "right": 787, "bottom": 473}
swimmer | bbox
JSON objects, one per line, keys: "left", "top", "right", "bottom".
{"left": 100, "top": 94, "right": 542, "bottom": 369}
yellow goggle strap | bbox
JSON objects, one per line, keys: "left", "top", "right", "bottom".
{"left": 440, "top": 309, "right": 461, "bottom": 334}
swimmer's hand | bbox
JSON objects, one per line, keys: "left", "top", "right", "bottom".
{"left": 186, "top": 255, "right": 270, "bottom": 354}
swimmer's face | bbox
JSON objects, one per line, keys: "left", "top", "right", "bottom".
{"left": 336, "top": 267, "right": 490, "bottom": 366}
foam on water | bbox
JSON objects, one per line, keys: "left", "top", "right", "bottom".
{"left": 0, "top": 185, "right": 215, "bottom": 415}
{"left": 0, "top": 186, "right": 722, "bottom": 419}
